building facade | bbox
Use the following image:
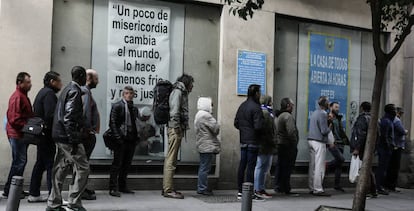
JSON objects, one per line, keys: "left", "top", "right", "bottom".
{"left": 0, "top": 0, "right": 413, "bottom": 190}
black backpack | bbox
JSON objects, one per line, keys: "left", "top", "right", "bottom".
{"left": 153, "top": 80, "right": 173, "bottom": 125}
{"left": 21, "top": 117, "right": 45, "bottom": 145}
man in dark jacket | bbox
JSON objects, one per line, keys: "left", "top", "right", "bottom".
{"left": 350, "top": 102, "right": 377, "bottom": 198}
{"left": 28, "top": 71, "right": 62, "bottom": 203}
{"left": 109, "top": 86, "right": 139, "bottom": 197}
{"left": 163, "top": 74, "right": 194, "bottom": 199}
{"left": 234, "top": 84, "right": 264, "bottom": 200}
{"left": 276, "top": 98, "right": 299, "bottom": 196}
{"left": 3, "top": 72, "right": 34, "bottom": 198}
{"left": 47, "top": 66, "right": 89, "bottom": 211}
{"left": 385, "top": 107, "right": 407, "bottom": 192}
{"left": 327, "top": 102, "right": 348, "bottom": 192}
{"left": 375, "top": 104, "right": 396, "bottom": 195}
{"left": 81, "top": 69, "right": 100, "bottom": 200}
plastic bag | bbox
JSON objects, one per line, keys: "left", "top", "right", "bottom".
{"left": 349, "top": 155, "right": 362, "bottom": 183}
{"left": 327, "top": 131, "right": 335, "bottom": 145}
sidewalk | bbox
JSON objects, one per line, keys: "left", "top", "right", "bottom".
{"left": 0, "top": 188, "right": 413, "bottom": 211}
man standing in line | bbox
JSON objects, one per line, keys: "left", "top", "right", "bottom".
{"left": 234, "top": 84, "right": 264, "bottom": 201}
{"left": 3, "top": 72, "right": 34, "bottom": 199}
{"left": 276, "top": 98, "right": 299, "bottom": 196}
{"left": 327, "top": 102, "right": 348, "bottom": 192}
{"left": 350, "top": 102, "right": 377, "bottom": 198}
{"left": 375, "top": 104, "right": 396, "bottom": 195}
{"left": 47, "top": 66, "right": 89, "bottom": 211}
{"left": 308, "top": 96, "right": 331, "bottom": 196}
{"left": 28, "top": 71, "right": 62, "bottom": 202}
{"left": 108, "top": 86, "right": 139, "bottom": 197}
{"left": 384, "top": 107, "right": 407, "bottom": 192}
{"left": 80, "top": 69, "right": 100, "bottom": 200}
{"left": 163, "top": 74, "right": 194, "bottom": 199}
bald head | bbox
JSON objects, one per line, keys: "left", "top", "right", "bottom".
{"left": 86, "top": 69, "right": 99, "bottom": 89}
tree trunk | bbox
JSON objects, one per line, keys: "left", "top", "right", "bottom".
{"left": 352, "top": 61, "right": 387, "bottom": 211}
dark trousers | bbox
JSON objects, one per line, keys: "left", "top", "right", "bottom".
{"left": 237, "top": 146, "right": 258, "bottom": 193}
{"left": 273, "top": 157, "right": 280, "bottom": 191}
{"left": 278, "top": 144, "right": 298, "bottom": 193}
{"left": 4, "top": 138, "right": 28, "bottom": 195}
{"left": 327, "top": 144, "right": 345, "bottom": 188}
{"left": 375, "top": 145, "right": 392, "bottom": 190}
{"left": 385, "top": 148, "right": 403, "bottom": 190}
{"left": 29, "top": 138, "right": 55, "bottom": 196}
{"left": 83, "top": 134, "right": 96, "bottom": 160}
{"left": 109, "top": 140, "right": 137, "bottom": 191}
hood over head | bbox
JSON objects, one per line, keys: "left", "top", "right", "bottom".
{"left": 197, "top": 97, "right": 212, "bottom": 113}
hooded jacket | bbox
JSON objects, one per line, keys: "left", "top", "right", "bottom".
{"left": 168, "top": 81, "right": 189, "bottom": 130}
{"left": 6, "top": 86, "right": 34, "bottom": 139}
{"left": 194, "top": 97, "right": 220, "bottom": 154}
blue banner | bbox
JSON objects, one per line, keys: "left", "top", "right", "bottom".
{"left": 308, "top": 33, "right": 349, "bottom": 130}
{"left": 237, "top": 50, "right": 266, "bottom": 95}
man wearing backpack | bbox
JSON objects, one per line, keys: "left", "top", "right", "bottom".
{"left": 350, "top": 102, "right": 377, "bottom": 198}
{"left": 3, "top": 72, "right": 34, "bottom": 199}
{"left": 28, "top": 71, "right": 62, "bottom": 203}
{"left": 162, "top": 74, "right": 194, "bottom": 199}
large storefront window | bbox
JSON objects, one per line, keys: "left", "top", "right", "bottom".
{"left": 274, "top": 17, "right": 376, "bottom": 163}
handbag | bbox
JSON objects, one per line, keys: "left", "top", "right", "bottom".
{"left": 349, "top": 155, "right": 362, "bottom": 183}
{"left": 21, "top": 117, "right": 45, "bottom": 145}
{"left": 103, "top": 128, "right": 119, "bottom": 150}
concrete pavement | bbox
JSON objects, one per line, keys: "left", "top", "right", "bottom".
{"left": 0, "top": 188, "right": 413, "bottom": 211}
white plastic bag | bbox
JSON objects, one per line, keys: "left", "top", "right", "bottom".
{"left": 349, "top": 155, "right": 362, "bottom": 183}
{"left": 327, "top": 131, "right": 335, "bottom": 145}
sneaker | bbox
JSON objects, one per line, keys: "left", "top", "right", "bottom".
{"left": 28, "top": 195, "right": 48, "bottom": 203}
{"left": 163, "top": 190, "right": 184, "bottom": 199}
{"left": 252, "top": 195, "right": 265, "bottom": 202}
{"left": 312, "top": 191, "right": 331, "bottom": 197}
{"left": 237, "top": 192, "right": 242, "bottom": 200}
{"left": 62, "top": 198, "right": 69, "bottom": 206}
{"left": 81, "top": 191, "right": 96, "bottom": 200}
{"left": 334, "top": 187, "right": 345, "bottom": 192}
{"left": 197, "top": 190, "right": 214, "bottom": 196}
{"left": 255, "top": 190, "right": 272, "bottom": 199}
{"left": 45, "top": 206, "right": 66, "bottom": 211}
{"left": 377, "top": 188, "right": 389, "bottom": 195}
{"left": 109, "top": 190, "right": 121, "bottom": 197}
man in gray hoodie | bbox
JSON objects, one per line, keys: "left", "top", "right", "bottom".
{"left": 308, "top": 96, "right": 331, "bottom": 196}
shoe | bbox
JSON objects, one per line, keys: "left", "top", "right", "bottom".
{"left": 237, "top": 192, "right": 242, "bottom": 200}
{"left": 81, "top": 191, "right": 96, "bottom": 200}
{"left": 386, "top": 188, "right": 401, "bottom": 193}
{"left": 22, "top": 191, "right": 30, "bottom": 196}
{"left": 2, "top": 192, "right": 25, "bottom": 199}
{"left": 255, "top": 190, "right": 272, "bottom": 199}
{"left": 119, "top": 188, "right": 135, "bottom": 194}
{"left": 28, "top": 195, "right": 48, "bottom": 203}
{"left": 109, "top": 190, "right": 121, "bottom": 197}
{"left": 46, "top": 206, "right": 66, "bottom": 211}
{"left": 334, "top": 187, "right": 345, "bottom": 192}
{"left": 197, "top": 190, "right": 213, "bottom": 196}
{"left": 163, "top": 190, "right": 184, "bottom": 199}
{"left": 312, "top": 191, "right": 331, "bottom": 197}
{"left": 84, "top": 188, "right": 95, "bottom": 195}
{"left": 252, "top": 195, "right": 265, "bottom": 202}
{"left": 68, "top": 206, "right": 87, "bottom": 211}
{"left": 366, "top": 193, "right": 378, "bottom": 199}
{"left": 284, "top": 191, "right": 300, "bottom": 197}
{"left": 377, "top": 189, "right": 389, "bottom": 195}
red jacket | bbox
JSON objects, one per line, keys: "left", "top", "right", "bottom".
{"left": 6, "top": 86, "right": 34, "bottom": 139}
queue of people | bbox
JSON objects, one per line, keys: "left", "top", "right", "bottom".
{"left": 1, "top": 69, "right": 408, "bottom": 210}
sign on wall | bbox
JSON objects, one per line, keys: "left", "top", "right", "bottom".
{"left": 107, "top": 0, "right": 170, "bottom": 105}
{"left": 237, "top": 50, "right": 266, "bottom": 95}
{"left": 308, "top": 32, "right": 350, "bottom": 129}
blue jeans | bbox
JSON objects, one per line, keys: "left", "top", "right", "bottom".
{"left": 237, "top": 146, "right": 259, "bottom": 193}
{"left": 4, "top": 138, "right": 28, "bottom": 195}
{"left": 254, "top": 154, "right": 273, "bottom": 191}
{"left": 197, "top": 153, "right": 214, "bottom": 192}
